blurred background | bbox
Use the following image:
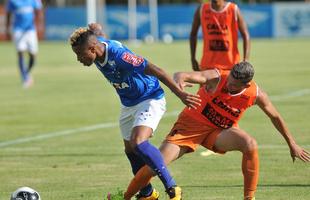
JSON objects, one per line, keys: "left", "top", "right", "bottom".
{"left": 1, "top": 0, "right": 310, "bottom": 42}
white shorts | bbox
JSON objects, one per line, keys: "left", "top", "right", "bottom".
{"left": 119, "top": 97, "right": 166, "bottom": 141}
{"left": 13, "top": 30, "right": 38, "bottom": 54}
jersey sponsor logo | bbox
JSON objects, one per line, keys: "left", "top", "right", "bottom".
{"left": 201, "top": 103, "right": 234, "bottom": 129}
{"left": 207, "top": 23, "right": 228, "bottom": 31}
{"left": 212, "top": 96, "right": 241, "bottom": 117}
{"left": 122, "top": 52, "right": 144, "bottom": 66}
{"left": 110, "top": 82, "right": 129, "bottom": 89}
{"left": 209, "top": 40, "right": 229, "bottom": 51}
{"left": 206, "top": 23, "right": 228, "bottom": 35}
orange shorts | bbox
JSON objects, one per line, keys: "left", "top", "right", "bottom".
{"left": 165, "top": 112, "right": 225, "bottom": 153}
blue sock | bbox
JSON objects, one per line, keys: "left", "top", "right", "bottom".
{"left": 135, "top": 141, "right": 176, "bottom": 190}
{"left": 125, "top": 152, "right": 153, "bottom": 196}
{"left": 18, "top": 54, "right": 28, "bottom": 81}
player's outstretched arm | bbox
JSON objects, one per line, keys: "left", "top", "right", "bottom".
{"left": 173, "top": 69, "right": 219, "bottom": 90}
{"left": 256, "top": 87, "right": 310, "bottom": 162}
{"left": 144, "top": 62, "right": 201, "bottom": 109}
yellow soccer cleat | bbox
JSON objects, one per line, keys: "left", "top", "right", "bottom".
{"left": 136, "top": 189, "right": 159, "bottom": 200}
{"left": 166, "top": 186, "right": 182, "bottom": 200}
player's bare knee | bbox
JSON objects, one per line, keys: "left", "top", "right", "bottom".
{"left": 129, "top": 135, "right": 147, "bottom": 149}
{"left": 243, "top": 137, "right": 257, "bottom": 152}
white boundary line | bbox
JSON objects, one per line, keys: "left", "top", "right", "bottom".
{"left": 0, "top": 89, "right": 309, "bottom": 148}
{"left": 270, "top": 89, "right": 310, "bottom": 101}
{"left": 0, "top": 123, "right": 118, "bottom": 148}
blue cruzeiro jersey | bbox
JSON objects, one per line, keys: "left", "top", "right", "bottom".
{"left": 94, "top": 37, "right": 164, "bottom": 107}
{"left": 6, "top": 0, "right": 42, "bottom": 31}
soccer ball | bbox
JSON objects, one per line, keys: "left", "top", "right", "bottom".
{"left": 11, "top": 187, "right": 41, "bottom": 200}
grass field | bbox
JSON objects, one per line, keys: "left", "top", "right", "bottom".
{"left": 0, "top": 38, "right": 309, "bottom": 200}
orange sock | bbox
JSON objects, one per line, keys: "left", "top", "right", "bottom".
{"left": 124, "top": 165, "right": 155, "bottom": 200}
{"left": 242, "top": 149, "right": 259, "bottom": 199}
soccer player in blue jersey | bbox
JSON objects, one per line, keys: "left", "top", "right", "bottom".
{"left": 69, "top": 24, "right": 201, "bottom": 200}
{"left": 5, "top": 0, "right": 42, "bottom": 88}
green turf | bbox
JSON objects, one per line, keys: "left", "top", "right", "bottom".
{"left": 0, "top": 39, "right": 309, "bottom": 200}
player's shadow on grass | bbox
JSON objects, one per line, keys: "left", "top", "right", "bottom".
{"left": 182, "top": 183, "right": 310, "bottom": 188}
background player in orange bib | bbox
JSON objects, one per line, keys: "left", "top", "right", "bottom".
{"left": 124, "top": 62, "right": 309, "bottom": 200}
{"left": 190, "top": 0, "right": 250, "bottom": 71}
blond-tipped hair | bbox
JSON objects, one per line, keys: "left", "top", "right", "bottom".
{"left": 69, "top": 27, "right": 87, "bottom": 46}
{"left": 69, "top": 27, "right": 96, "bottom": 47}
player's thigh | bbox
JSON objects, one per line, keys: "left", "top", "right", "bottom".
{"left": 214, "top": 127, "right": 256, "bottom": 152}
{"left": 119, "top": 106, "right": 135, "bottom": 141}
{"left": 26, "top": 30, "right": 38, "bottom": 54}
{"left": 13, "top": 31, "right": 27, "bottom": 52}
{"left": 132, "top": 97, "right": 166, "bottom": 136}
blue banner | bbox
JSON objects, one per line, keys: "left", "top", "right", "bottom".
{"left": 240, "top": 5, "right": 273, "bottom": 38}
{"left": 44, "top": 3, "right": 309, "bottom": 40}
{"left": 273, "top": 3, "right": 310, "bottom": 37}
{"left": 45, "top": 7, "right": 86, "bottom": 40}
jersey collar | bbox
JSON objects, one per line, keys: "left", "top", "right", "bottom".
{"left": 97, "top": 41, "right": 108, "bottom": 67}
{"left": 210, "top": 2, "right": 230, "bottom": 13}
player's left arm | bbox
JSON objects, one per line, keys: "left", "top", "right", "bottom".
{"left": 173, "top": 69, "right": 219, "bottom": 90}
{"left": 237, "top": 7, "right": 250, "bottom": 62}
{"left": 144, "top": 62, "right": 201, "bottom": 109}
{"left": 256, "top": 87, "right": 310, "bottom": 162}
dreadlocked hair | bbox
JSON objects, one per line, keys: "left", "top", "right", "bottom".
{"left": 231, "top": 61, "right": 255, "bottom": 84}
{"left": 69, "top": 27, "right": 95, "bottom": 47}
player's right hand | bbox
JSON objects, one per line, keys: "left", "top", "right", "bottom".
{"left": 289, "top": 143, "right": 310, "bottom": 163}
{"left": 173, "top": 72, "right": 193, "bottom": 91}
{"left": 88, "top": 23, "right": 102, "bottom": 31}
{"left": 176, "top": 81, "right": 194, "bottom": 91}
{"left": 178, "top": 91, "right": 201, "bottom": 110}
{"left": 88, "top": 23, "right": 108, "bottom": 38}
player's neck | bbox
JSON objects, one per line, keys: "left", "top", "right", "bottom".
{"left": 211, "top": 1, "right": 226, "bottom": 11}
{"left": 96, "top": 43, "right": 106, "bottom": 63}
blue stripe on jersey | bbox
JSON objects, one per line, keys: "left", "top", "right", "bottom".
{"left": 94, "top": 37, "right": 164, "bottom": 107}
{"left": 7, "top": 0, "right": 42, "bottom": 31}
